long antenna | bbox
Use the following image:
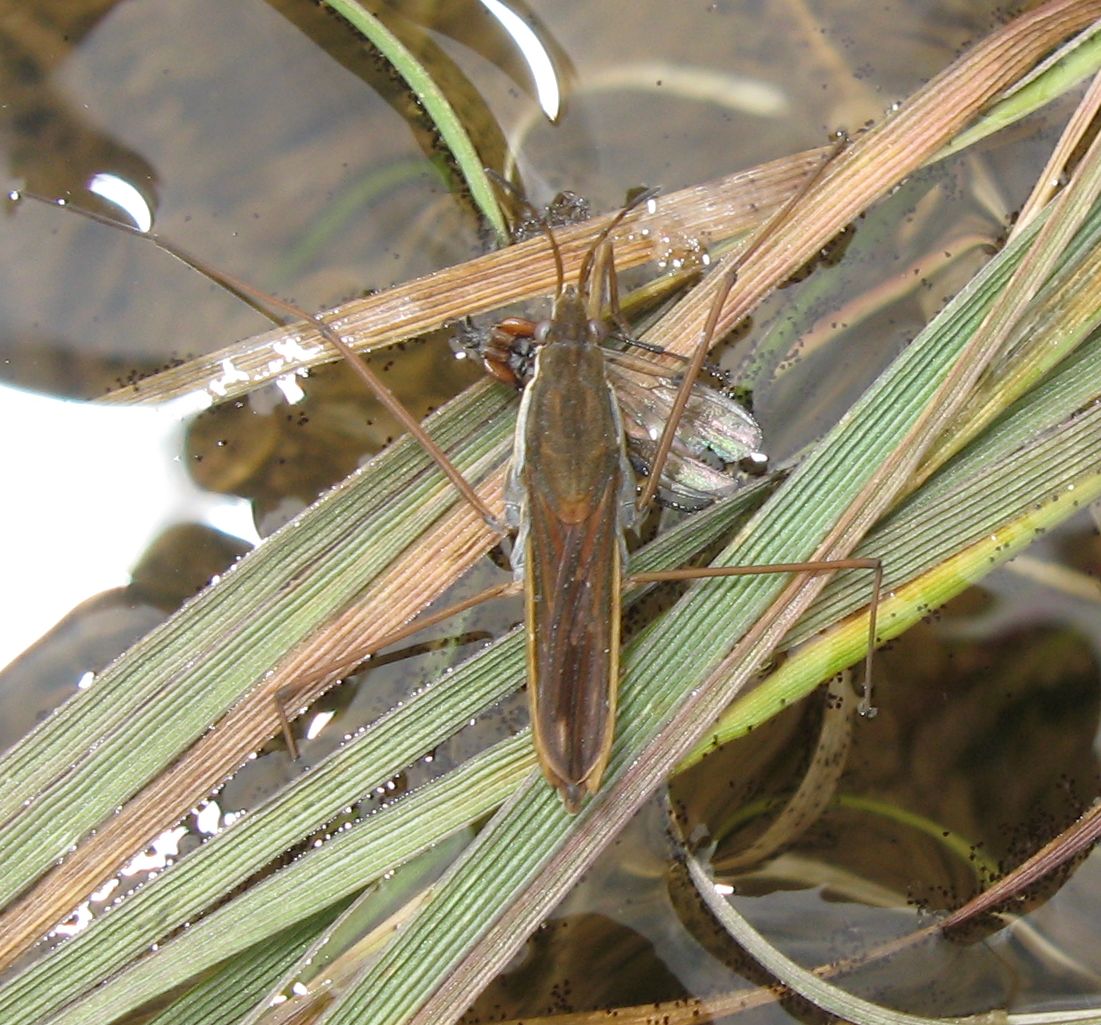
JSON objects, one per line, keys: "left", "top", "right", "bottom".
{"left": 575, "top": 187, "right": 660, "bottom": 307}
{"left": 483, "top": 168, "right": 566, "bottom": 298}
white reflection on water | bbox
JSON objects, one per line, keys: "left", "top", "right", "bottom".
{"left": 0, "top": 384, "right": 258, "bottom": 671}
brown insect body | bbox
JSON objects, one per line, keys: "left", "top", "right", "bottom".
{"left": 507, "top": 285, "right": 637, "bottom": 811}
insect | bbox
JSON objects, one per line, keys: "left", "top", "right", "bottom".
{"left": 17, "top": 174, "right": 880, "bottom": 814}
{"left": 468, "top": 187, "right": 881, "bottom": 810}
{"left": 449, "top": 192, "right": 747, "bottom": 807}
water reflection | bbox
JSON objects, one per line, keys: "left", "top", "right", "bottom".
{"left": 0, "top": 384, "right": 256, "bottom": 671}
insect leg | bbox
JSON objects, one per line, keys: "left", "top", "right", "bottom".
{"left": 15, "top": 190, "right": 506, "bottom": 534}
{"left": 629, "top": 557, "right": 882, "bottom": 714}
{"left": 637, "top": 142, "right": 845, "bottom": 513}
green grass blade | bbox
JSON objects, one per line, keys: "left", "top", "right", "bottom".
{"left": 8, "top": 738, "right": 530, "bottom": 1025}
{"left": 144, "top": 908, "right": 343, "bottom": 1025}
{"left": 686, "top": 401, "right": 1101, "bottom": 762}
{"left": 321, "top": 0, "right": 508, "bottom": 243}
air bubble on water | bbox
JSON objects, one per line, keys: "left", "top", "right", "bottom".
{"left": 119, "top": 826, "right": 188, "bottom": 876}
{"left": 53, "top": 903, "right": 93, "bottom": 938}
{"left": 306, "top": 709, "right": 335, "bottom": 740}
{"left": 194, "top": 800, "right": 222, "bottom": 835}
{"left": 91, "top": 878, "right": 119, "bottom": 903}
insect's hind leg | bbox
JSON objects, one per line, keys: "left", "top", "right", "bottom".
{"left": 629, "top": 556, "right": 883, "bottom": 715}
{"left": 270, "top": 578, "right": 524, "bottom": 759}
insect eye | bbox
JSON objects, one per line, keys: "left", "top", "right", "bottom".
{"left": 534, "top": 320, "right": 553, "bottom": 343}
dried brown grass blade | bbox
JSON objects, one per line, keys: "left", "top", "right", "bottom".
{"left": 96, "top": 150, "right": 832, "bottom": 406}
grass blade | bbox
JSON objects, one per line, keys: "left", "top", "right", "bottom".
{"left": 320, "top": 0, "right": 508, "bottom": 243}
